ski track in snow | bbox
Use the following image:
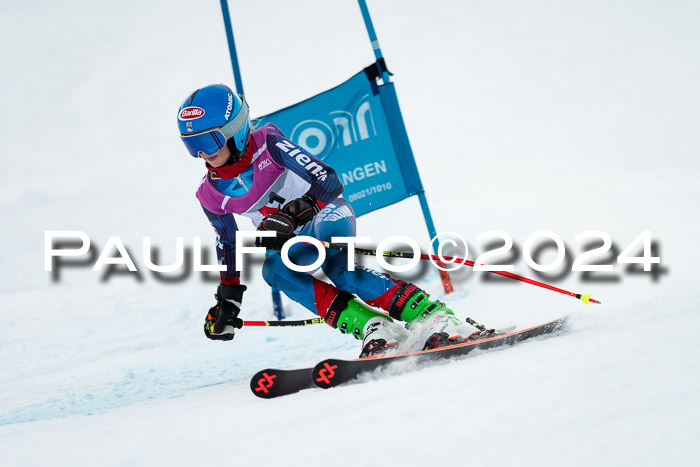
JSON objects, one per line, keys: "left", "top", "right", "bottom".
{"left": 2, "top": 0, "right": 700, "bottom": 466}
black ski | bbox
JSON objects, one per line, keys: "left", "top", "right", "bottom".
{"left": 311, "top": 316, "right": 568, "bottom": 389}
{"left": 250, "top": 367, "right": 315, "bottom": 399}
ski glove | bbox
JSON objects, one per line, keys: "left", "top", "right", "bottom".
{"left": 256, "top": 212, "right": 297, "bottom": 250}
{"left": 204, "top": 284, "right": 246, "bottom": 341}
{"left": 282, "top": 194, "right": 320, "bottom": 226}
{"left": 255, "top": 194, "right": 320, "bottom": 250}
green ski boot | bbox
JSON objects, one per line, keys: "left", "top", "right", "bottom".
{"left": 325, "top": 291, "right": 409, "bottom": 357}
{"left": 387, "top": 283, "right": 486, "bottom": 349}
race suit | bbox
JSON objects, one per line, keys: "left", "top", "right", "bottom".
{"left": 196, "top": 123, "right": 401, "bottom": 317}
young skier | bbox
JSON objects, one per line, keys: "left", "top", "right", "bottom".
{"left": 177, "top": 84, "right": 487, "bottom": 356}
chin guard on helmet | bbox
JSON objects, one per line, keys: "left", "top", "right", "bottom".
{"left": 226, "top": 133, "right": 249, "bottom": 163}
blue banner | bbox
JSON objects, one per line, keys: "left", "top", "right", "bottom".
{"left": 254, "top": 71, "right": 422, "bottom": 217}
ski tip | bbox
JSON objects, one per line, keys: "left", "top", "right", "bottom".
{"left": 250, "top": 370, "right": 282, "bottom": 399}
{"left": 312, "top": 359, "right": 344, "bottom": 389}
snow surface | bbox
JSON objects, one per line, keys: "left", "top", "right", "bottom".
{"left": 1, "top": 0, "right": 699, "bottom": 466}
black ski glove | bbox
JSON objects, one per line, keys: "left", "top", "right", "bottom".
{"left": 204, "top": 284, "right": 246, "bottom": 341}
{"left": 282, "top": 194, "right": 320, "bottom": 226}
{"left": 255, "top": 194, "right": 321, "bottom": 250}
{"left": 255, "top": 194, "right": 320, "bottom": 250}
{"left": 256, "top": 211, "right": 297, "bottom": 250}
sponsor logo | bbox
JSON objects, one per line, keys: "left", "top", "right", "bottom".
{"left": 275, "top": 140, "right": 329, "bottom": 181}
{"left": 225, "top": 93, "right": 233, "bottom": 120}
{"left": 257, "top": 158, "right": 271, "bottom": 171}
{"left": 315, "top": 363, "right": 338, "bottom": 385}
{"left": 186, "top": 121, "right": 193, "bottom": 133}
{"left": 268, "top": 218, "right": 287, "bottom": 228}
{"left": 326, "top": 309, "right": 338, "bottom": 328}
{"left": 364, "top": 321, "right": 381, "bottom": 339}
{"left": 395, "top": 284, "right": 418, "bottom": 309}
{"left": 288, "top": 97, "right": 376, "bottom": 161}
{"left": 254, "top": 372, "right": 277, "bottom": 394}
{"left": 179, "top": 106, "right": 205, "bottom": 120}
{"left": 356, "top": 264, "right": 386, "bottom": 279}
{"left": 316, "top": 205, "right": 352, "bottom": 223}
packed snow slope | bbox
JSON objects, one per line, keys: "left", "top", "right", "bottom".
{"left": 1, "top": 1, "right": 699, "bottom": 466}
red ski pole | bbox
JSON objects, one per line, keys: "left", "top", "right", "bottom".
{"left": 321, "top": 241, "right": 602, "bottom": 305}
{"left": 242, "top": 318, "right": 325, "bottom": 327}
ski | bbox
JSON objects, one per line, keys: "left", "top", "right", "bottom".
{"left": 249, "top": 328, "right": 512, "bottom": 398}
{"left": 311, "top": 316, "right": 568, "bottom": 389}
{"left": 250, "top": 367, "right": 315, "bottom": 399}
{"left": 248, "top": 327, "right": 511, "bottom": 398}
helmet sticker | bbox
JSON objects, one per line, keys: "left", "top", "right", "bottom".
{"left": 225, "top": 93, "right": 233, "bottom": 120}
{"left": 186, "top": 121, "right": 193, "bottom": 133}
{"left": 179, "top": 106, "right": 205, "bottom": 120}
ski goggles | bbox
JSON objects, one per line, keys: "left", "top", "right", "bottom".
{"left": 180, "top": 97, "right": 250, "bottom": 158}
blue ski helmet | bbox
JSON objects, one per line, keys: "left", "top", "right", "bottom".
{"left": 177, "top": 84, "right": 251, "bottom": 160}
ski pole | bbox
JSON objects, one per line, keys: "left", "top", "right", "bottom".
{"left": 242, "top": 318, "right": 325, "bottom": 327}
{"left": 243, "top": 298, "right": 493, "bottom": 332}
{"left": 320, "top": 241, "right": 602, "bottom": 305}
